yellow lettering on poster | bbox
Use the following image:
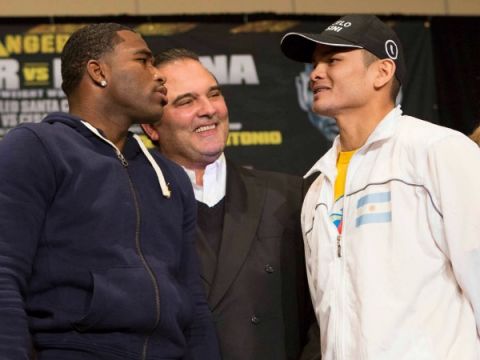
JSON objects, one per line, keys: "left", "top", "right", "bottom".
{"left": 24, "top": 35, "right": 40, "bottom": 54}
{"left": 22, "top": 63, "right": 49, "bottom": 86}
{"left": 5, "top": 35, "right": 22, "bottom": 55}
{"left": 227, "top": 131, "right": 282, "bottom": 146}
{"left": 41, "top": 34, "right": 55, "bottom": 53}
{"left": 0, "top": 34, "right": 70, "bottom": 56}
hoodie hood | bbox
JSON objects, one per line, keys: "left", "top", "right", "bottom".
{"left": 42, "top": 112, "right": 96, "bottom": 138}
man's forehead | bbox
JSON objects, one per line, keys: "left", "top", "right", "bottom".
{"left": 159, "top": 60, "right": 218, "bottom": 87}
{"left": 114, "top": 30, "right": 150, "bottom": 52}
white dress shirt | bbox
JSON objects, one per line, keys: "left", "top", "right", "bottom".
{"left": 182, "top": 153, "right": 227, "bottom": 207}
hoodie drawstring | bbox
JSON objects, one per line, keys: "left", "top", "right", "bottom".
{"left": 80, "top": 121, "right": 171, "bottom": 199}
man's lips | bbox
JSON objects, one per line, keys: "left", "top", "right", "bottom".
{"left": 155, "top": 85, "right": 167, "bottom": 96}
{"left": 311, "top": 84, "right": 331, "bottom": 94}
{"left": 154, "top": 86, "right": 168, "bottom": 106}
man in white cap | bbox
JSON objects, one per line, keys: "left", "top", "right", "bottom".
{"left": 281, "top": 14, "right": 480, "bottom": 359}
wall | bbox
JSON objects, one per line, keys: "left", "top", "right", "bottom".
{"left": 2, "top": 0, "right": 480, "bottom": 17}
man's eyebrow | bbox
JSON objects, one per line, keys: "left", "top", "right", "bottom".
{"left": 133, "top": 49, "right": 153, "bottom": 57}
{"left": 173, "top": 93, "right": 196, "bottom": 105}
{"left": 209, "top": 85, "right": 222, "bottom": 92}
{"left": 172, "top": 85, "right": 222, "bottom": 104}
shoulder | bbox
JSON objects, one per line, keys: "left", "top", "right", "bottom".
{"left": 227, "top": 161, "right": 304, "bottom": 209}
{"left": 0, "top": 123, "right": 54, "bottom": 163}
{"left": 391, "top": 115, "right": 479, "bottom": 179}
{"left": 229, "top": 161, "right": 303, "bottom": 190}
{"left": 396, "top": 115, "right": 469, "bottom": 148}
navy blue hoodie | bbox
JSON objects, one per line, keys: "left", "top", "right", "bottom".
{"left": 0, "top": 113, "right": 220, "bottom": 360}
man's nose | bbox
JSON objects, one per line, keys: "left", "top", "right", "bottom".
{"left": 310, "top": 62, "right": 326, "bottom": 82}
{"left": 198, "top": 98, "right": 216, "bottom": 117}
{"left": 153, "top": 68, "right": 166, "bottom": 85}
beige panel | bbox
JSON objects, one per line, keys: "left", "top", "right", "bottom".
{"left": 2, "top": 0, "right": 480, "bottom": 17}
{"left": 136, "top": 0, "right": 292, "bottom": 14}
{"left": 294, "top": 0, "right": 446, "bottom": 15}
{"left": 2, "top": 0, "right": 136, "bottom": 16}
{"left": 447, "top": 0, "right": 480, "bottom": 15}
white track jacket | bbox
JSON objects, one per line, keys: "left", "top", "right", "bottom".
{"left": 302, "top": 106, "right": 480, "bottom": 359}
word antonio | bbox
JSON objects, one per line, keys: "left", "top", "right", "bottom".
{"left": 227, "top": 131, "right": 282, "bottom": 146}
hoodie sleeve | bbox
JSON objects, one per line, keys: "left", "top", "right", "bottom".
{"left": 426, "top": 132, "right": 480, "bottom": 336}
{"left": 0, "top": 126, "right": 55, "bottom": 359}
{"left": 174, "top": 167, "right": 220, "bottom": 360}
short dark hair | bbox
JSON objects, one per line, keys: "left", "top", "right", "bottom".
{"left": 361, "top": 49, "right": 401, "bottom": 103}
{"left": 154, "top": 48, "right": 200, "bottom": 67}
{"left": 61, "top": 23, "right": 133, "bottom": 96}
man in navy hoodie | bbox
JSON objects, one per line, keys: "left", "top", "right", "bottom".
{"left": 0, "top": 23, "right": 220, "bottom": 360}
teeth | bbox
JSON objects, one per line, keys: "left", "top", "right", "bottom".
{"left": 195, "top": 124, "right": 216, "bottom": 133}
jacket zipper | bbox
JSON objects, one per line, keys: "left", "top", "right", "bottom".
{"left": 337, "top": 234, "right": 342, "bottom": 258}
{"left": 335, "top": 230, "right": 345, "bottom": 359}
{"left": 336, "top": 186, "right": 351, "bottom": 360}
{"left": 118, "top": 153, "right": 161, "bottom": 360}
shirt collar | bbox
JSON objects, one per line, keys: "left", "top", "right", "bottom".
{"left": 304, "top": 105, "right": 402, "bottom": 179}
{"left": 183, "top": 153, "right": 227, "bottom": 207}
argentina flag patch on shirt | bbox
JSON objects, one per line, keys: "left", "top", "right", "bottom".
{"left": 355, "top": 191, "right": 392, "bottom": 227}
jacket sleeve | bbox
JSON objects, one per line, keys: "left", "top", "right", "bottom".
{"left": 426, "top": 133, "right": 480, "bottom": 336}
{"left": 0, "top": 127, "right": 55, "bottom": 359}
{"left": 299, "top": 176, "right": 322, "bottom": 360}
{"left": 176, "top": 170, "right": 220, "bottom": 360}
{"left": 299, "top": 322, "right": 321, "bottom": 360}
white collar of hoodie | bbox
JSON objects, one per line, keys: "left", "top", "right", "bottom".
{"left": 80, "top": 121, "right": 171, "bottom": 198}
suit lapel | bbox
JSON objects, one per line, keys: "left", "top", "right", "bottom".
{"left": 208, "top": 162, "right": 267, "bottom": 309}
{"left": 195, "top": 225, "right": 217, "bottom": 298}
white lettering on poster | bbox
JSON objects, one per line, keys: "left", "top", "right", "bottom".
{"left": 200, "top": 54, "right": 259, "bottom": 85}
{"left": 0, "top": 59, "right": 20, "bottom": 90}
{"left": 52, "top": 58, "right": 62, "bottom": 89}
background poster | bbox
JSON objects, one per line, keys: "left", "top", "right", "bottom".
{"left": 0, "top": 18, "right": 438, "bottom": 175}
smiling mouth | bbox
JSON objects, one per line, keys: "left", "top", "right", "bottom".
{"left": 312, "top": 86, "right": 330, "bottom": 94}
{"left": 195, "top": 124, "right": 216, "bottom": 133}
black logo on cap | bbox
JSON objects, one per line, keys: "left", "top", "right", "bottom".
{"left": 385, "top": 40, "right": 398, "bottom": 60}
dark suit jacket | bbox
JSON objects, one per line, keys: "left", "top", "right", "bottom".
{"left": 196, "top": 160, "right": 319, "bottom": 360}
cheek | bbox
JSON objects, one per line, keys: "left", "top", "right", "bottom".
{"left": 162, "top": 110, "right": 192, "bottom": 131}
{"left": 216, "top": 106, "right": 229, "bottom": 125}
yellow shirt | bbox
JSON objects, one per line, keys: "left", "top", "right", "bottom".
{"left": 331, "top": 150, "right": 356, "bottom": 233}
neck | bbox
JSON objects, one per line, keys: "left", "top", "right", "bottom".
{"left": 194, "top": 168, "right": 206, "bottom": 186}
{"left": 335, "top": 103, "right": 395, "bottom": 151}
{"left": 162, "top": 151, "right": 222, "bottom": 187}
{"left": 69, "top": 106, "right": 131, "bottom": 151}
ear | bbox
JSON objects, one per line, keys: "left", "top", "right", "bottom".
{"left": 86, "top": 59, "right": 107, "bottom": 86}
{"left": 373, "top": 59, "right": 396, "bottom": 90}
{"left": 141, "top": 123, "right": 160, "bottom": 142}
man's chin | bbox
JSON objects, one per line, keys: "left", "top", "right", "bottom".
{"left": 200, "top": 149, "right": 224, "bottom": 162}
{"left": 312, "top": 105, "right": 334, "bottom": 118}
{"left": 132, "top": 111, "right": 164, "bottom": 125}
